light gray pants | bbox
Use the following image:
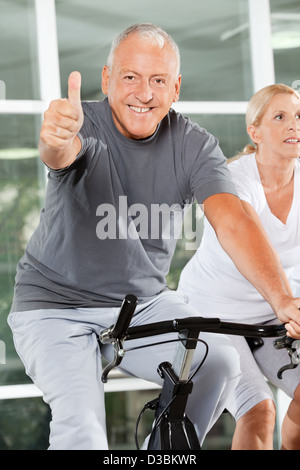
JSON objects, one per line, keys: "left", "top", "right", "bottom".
{"left": 8, "top": 290, "right": 241, "bottom": 450}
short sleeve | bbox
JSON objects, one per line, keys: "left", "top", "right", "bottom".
{"left": 182, "top": 123, "right": 238, "bottom": 204}
{"left": 228, "top": 156, "right": 257, "bottom": 205}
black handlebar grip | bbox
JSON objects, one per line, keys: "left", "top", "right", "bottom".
{"left": 110, "top": 294, "right": 138, "bottom": 339}
{"left": 99, "top": 294, "right": 138, "bottom": 344}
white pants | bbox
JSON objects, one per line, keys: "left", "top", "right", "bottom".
{"left": 8, "top": 290, "right": 240, "bottom": 450}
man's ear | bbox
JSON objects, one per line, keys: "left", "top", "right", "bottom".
{"left": 102, "top": 66, "right": 110, "bottom": 95}
{"left": 173, "top": 74, "right": 182, "bottom": 103}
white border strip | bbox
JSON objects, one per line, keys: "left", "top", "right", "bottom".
{"left": 0, "top": 100, "right": 248, "bottom": 116}
{"left": 0, "top": 379, "right": 160, "bottom": 400}
{"left": 0, "top": 100, "right": 46, "bottom": 114}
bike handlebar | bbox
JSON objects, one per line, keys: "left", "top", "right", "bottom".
{"left": 99, "top": 294, "right": 300, "bottom": 383}
{"left": 124, "top": 317, "right": 286, "bottom": 341}
{"left": 99, "top": 293, "right": 286, "bottom": 345}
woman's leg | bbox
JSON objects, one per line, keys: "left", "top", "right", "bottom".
{"left": 280, "top": 384, "right": 300, "bottom": 449}
{"left": 232, "top": 399, "right": 276, "bottom": 450}
{"left": 224, "top": 335, "right": 276, "bottom": 450}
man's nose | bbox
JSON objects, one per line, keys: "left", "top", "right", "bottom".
{"left": 134, "top": 79, "right": 153, "bottom": 103}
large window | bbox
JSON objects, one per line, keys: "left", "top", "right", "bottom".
{"left": 0, "top": 0, "right": 299, "bottom": 450}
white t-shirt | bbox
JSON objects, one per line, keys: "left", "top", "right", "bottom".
{"left": 178, "top": 153, "right": 300, "bottom": 324}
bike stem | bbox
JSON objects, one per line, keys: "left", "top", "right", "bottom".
{"left": 172, "top": 328, "right": 199, "bottom": 381}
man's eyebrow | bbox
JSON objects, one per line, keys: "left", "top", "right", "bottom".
{"left": 120, "top": 69, "right": 138, "bottom": 74}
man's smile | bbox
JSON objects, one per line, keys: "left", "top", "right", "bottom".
{"left": 128, "top": 105, "right": 152, "bottom": 113}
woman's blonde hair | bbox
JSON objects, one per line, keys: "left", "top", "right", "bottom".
{"left": 235, "top": 83, "right": 300, "bottom": 158}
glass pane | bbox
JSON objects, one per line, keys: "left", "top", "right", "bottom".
{"left": 56, "top": 0, "right": 252, "bottom": 101}
{"left": 0, "top": 114, "right": 45, "bottom": 386}
{"left": 271, "top": 0, "right": 300, "bottom": 87}
{"left": 0, "top": 0, "right": 40, "bottom": 100}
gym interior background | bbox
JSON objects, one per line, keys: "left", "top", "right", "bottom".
{"left": 0, "top": 0, "right": 299, "bottom": 450}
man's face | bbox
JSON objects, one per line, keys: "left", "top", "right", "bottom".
{"left": 102, "top": 34, "right": 181, "bottom": 140}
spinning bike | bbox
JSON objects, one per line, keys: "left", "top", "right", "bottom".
{"left": 99, "top": 294, "right": 300, "bottom": 450}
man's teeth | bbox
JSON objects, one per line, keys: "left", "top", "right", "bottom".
{"left": 129, "top": 106, "right": 151, "bottom": 113}
{"left": 285, "top": 139, "right": 299, "bottom": 143}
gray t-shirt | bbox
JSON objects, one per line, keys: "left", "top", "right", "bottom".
{"left": 11, "top": 98, "right": 237, "bottom": 312}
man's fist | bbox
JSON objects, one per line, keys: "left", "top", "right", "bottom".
{"left": 39, "top": 72, "right": 84, "bottom": 168}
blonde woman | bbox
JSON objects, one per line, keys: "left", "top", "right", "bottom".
{"left": 178, "top": 84, "right": 300, "bottom": 449}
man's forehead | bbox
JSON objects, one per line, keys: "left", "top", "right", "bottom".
{"left": 113, "top": 36, "right": 178, "bottom": 71}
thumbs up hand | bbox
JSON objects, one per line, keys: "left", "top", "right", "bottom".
{"left": 39, "top": 71, "right": 84, "bottom": 169}
{"left": 67, "top": 71, "right": 84, "bottom": 121}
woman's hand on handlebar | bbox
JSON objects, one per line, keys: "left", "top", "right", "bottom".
{"left": 285, "top": 320, "right": 300, "bottom": 339}
{"left": 276, "top": 296, "right": 300, "bottom": 339}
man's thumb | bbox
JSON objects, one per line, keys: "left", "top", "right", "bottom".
{"left": 68, "top": 71, "right": 82, "bottom": 109}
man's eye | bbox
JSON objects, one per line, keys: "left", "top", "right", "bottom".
{"left": 152, "top": 78, "right": 166, "bottom": 86}
{"left": 275, "top": 114, "right": 283, "bottom": 120}
{"left": 124, "top": 76, "right": 135, "bottom": 81}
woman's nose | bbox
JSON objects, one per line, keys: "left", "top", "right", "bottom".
{"left": 288, "top": 115, "right": 300, "bottom": 130}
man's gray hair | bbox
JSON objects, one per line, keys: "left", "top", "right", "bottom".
{"left": 106, "top": 23, "right": 181, "bottom": 76}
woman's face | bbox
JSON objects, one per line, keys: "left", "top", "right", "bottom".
{"left": 249, "top": 92, "right": 300, "bottom": 162}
